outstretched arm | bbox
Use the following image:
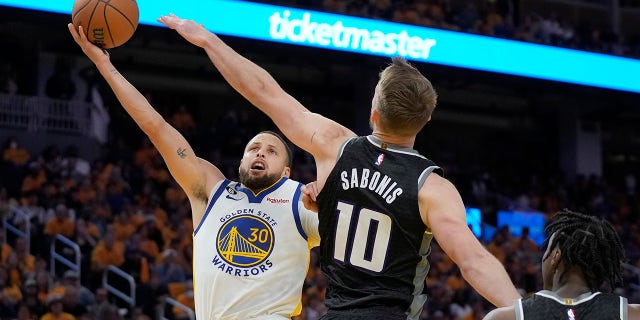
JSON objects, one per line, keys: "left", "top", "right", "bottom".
{"left": 157, "top": 14, "right": 355, "bottom": 187}
{"left": 419, "top": 174, "right": 520, "bottom": 307}
{"left": 482, "top": 306, "right": 516, "bottom": 320}
{"left": 68, "top": 24, "right": 224, "bottom": 227}
{"left": 629, "top": 304, "right": 640, "bottom": 319}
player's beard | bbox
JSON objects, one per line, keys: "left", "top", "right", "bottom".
{"left": 239, "top": 167, "right": 280, "bottom": 192}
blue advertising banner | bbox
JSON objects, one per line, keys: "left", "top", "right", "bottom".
{"left": 2, "top": 0, "right": 639, "bottom": 93}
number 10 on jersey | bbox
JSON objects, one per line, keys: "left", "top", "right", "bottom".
{"left": 334, "top": 201, "right": 392, "bottom": 272}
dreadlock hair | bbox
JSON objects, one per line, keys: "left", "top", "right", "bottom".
{"left": 542, "top": 209, "right": 626, "bottom": 291}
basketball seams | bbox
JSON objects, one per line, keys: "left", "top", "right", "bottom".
{"left": 71, "top": 0, "right": 92, "bottom": 22}
{"left": 105, "top": 1, "right": 138, "bottom": 29}
{"left": 101, "top": 4, "right": 116, "bottom": 49}
{"left": 72, "top": 0, "right": 101, "bottom": 40}
{"left": 86, "top": 1, "right": 101, "bottom": 41}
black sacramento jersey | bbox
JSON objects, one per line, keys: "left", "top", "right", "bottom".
{"left": 517, "top": 290, "right": 628, "bottom": 320}
{"left": 316, "top": 135, "right": 442, "bottom": 319}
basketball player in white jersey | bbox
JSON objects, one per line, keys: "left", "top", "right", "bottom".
{"left": 68, "top": 24, "right": 320, "bottom": 320}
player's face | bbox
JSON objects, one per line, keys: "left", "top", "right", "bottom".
{"left": 541, "top": 232, "right": 557, "bottom": 290}
{"left": 239, "top": 133, "right": 290, "bottom": 192}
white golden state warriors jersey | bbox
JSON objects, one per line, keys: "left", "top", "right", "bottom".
{"left": 193, "top": 177, "right": 320, "bottom": 320}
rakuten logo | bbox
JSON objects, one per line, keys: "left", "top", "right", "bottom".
{"left": 268, "top": 10, "right": 437, "bottom": 59}
{"left": 266, "top": 197, "right": 290, "bottom": 204}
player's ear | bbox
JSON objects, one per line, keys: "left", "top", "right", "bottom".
{"left": 282, "top": 166, "right": 291, "bottom": 178}
{"left": 551, "top": 247, "right": 562, "bottom": 268}
{"left": 371, "top": 107, "right": 379, "bottom": 121}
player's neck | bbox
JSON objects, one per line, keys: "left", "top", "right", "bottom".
{"left": 371, "top": 131, "right": 415, "bottom": 148}
{"left": 553, "top": 273, "right": 592, "bottom": 298}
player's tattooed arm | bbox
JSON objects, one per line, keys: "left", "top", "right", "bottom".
{"left": 177, "top": 147, "right": 187, "bottom": 159}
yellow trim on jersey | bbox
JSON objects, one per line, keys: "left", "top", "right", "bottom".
{"left": 192, "top": 232, "right": 196, "bottom": 294}
{"left": 291, "top": 243, "right": 312, "bottom": 317}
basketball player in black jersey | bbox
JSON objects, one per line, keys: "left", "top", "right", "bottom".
{"left": 159, "top": 14, "right": 521, "bottom": 319}
{"left": 484, "top": 209, "right": 640, "bottom": 320}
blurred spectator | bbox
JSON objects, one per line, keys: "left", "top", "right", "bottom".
{"left": 5, "top": 252, "right": 23, "bottom": 288}
{"left": 90, "top": 228, "right": 125, "bottom": 275}
{"left": 22, "top": 278, "right": 47, "bottom": 317}
{"left": 169, "top": 104, "right": 196, "bottom": 135}
{"left": 41, "top": 295, "right": 75, "bottom": 320}
{"left": 2, "top": 137, "right": 30, "bottom": 167}
{"left": 163, "top": 238, "right": 192, "bottom": 277}
{"left": 61, "top": 147, "right": 90, "bottom": 182}
{"left": 43, "top": 204, "right": 75, "bottom": 239}
{"left": 61, "top": 271, "right": 95, "bottom": 308}
{"left": 33, "top": 270, "right": 53, "bottom": 306}
{"left": 171, "top": 282, "right": 194, "bottom": 320}
{"left": 112, "top": 210, "right": 138, "bottom": 242}
{"left": 449, "top": 289, "right": 473, "bottom": 320}
{"left": 486, "top": 226, "right": 510, "bottom": 264}
{"left": 134, "top": 225, "right": 160, "bottom": 263}
{"left": 15, "top": 302, "right": 37, "bottom": 320}
{"left": 155, "top": 249, "right": 187, "bottom": 285}
{"left": 60, "top": 286, "right": 88, "bottom": 317}
{"left": 0, "top": 229, "right": 14, "bottom": 264}
{"left": 135, "top": 271, "right": 168, "bottom": 319}
{"left": 0, "top": 62, "right": 18, "bottom": 94}
{"left": 0, "top": 265, "right": 21, "bottom": 318}
{"left": 133, "top": 138, "right": 158, "bottom": 169}
{"left": 14, "top": 237, "right": 35, "bottom": 275}
{"left": 87, "top": 288, "right": 117, "bottom": 320}
{"left": 71, "top": 217, "right": 99, "bottom": 282}
{"left": 507, "top": 227, "right": 538, "bottom": 255}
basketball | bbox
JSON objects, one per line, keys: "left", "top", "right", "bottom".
{"left": 71, "top": 0, "right": 139, "bottom": 49}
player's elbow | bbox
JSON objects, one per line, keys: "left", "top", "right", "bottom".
{"left": 140, "top": 114, "right": 167, "bottom": 136}
{"left": 456, "top": 249, "right": 495, "bottom": 278}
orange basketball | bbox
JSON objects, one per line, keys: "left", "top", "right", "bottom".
{"left": 71, "top": 0, "right": 139, "bottom": 49}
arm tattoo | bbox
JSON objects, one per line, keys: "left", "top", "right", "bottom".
{"left": 109, "top": 68, "right": 119, "bottom": 75}
{"left": 177, "top": 147, "right": 187, "bottom": 159}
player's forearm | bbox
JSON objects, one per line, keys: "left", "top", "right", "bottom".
{"left": 460, "top": 253, "right": 520, "bottom": 307}
{"left": 94, "top": 60, "right": 165, "bottom": 135}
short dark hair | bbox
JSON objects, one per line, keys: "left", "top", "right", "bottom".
{"left": 543, "top": 209, "right": 626, "bottom": 291}
{"left": 257, "top": 131, "right": 293, "bottom": 167}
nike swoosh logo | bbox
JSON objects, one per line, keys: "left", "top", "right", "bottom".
{"left": 226, "top": 195, "right": 241, "bottom": 201}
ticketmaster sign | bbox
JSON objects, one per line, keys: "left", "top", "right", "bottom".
{"left": 268, "top": 11, "right": 437, "bottom": 59}
{"left": 2, "top": 0, "right": 640, "bottom": 93}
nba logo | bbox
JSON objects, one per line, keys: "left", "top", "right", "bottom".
{"left": 375, "top": 153, "right": 385, "bottom": 166}
{"left": 567, "top": 308, "right": 575, "bottom": 320}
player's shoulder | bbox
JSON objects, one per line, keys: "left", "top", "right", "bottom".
{"left": 483, "top": 306, "right": 516, "bottom": 320}
{"left": 420, "top": 172, "right": 456, "bottom": 195}
{"left": 629, "top": 303, "right": 640, "bottom": 319}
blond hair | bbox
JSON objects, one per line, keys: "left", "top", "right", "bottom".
{"left": 373, "top": 57, "right": 437, "bottom": 136}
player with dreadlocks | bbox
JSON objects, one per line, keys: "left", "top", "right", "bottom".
{"left": 484, "top": 209, "right": 640, "bottom": 320}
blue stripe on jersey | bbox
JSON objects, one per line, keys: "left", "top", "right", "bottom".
{"left": 238, "top": 177, "right": 289, "bottom": 203}
{"left": 292, "top": 183, "right": 307, "bottom": 241}
{"left": 194, "top": 179, "right": 231, "bottom": 236}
